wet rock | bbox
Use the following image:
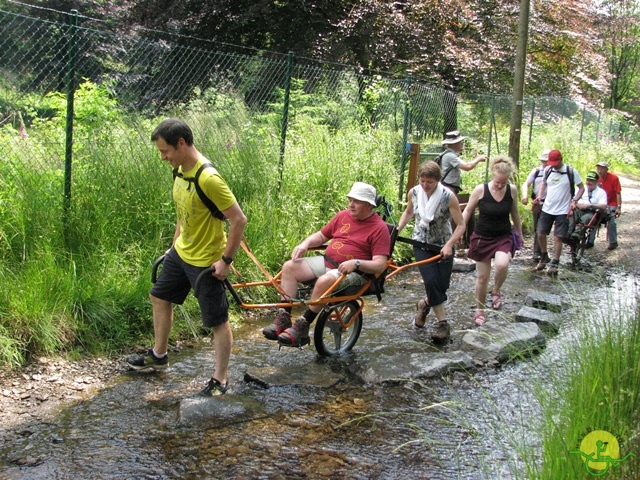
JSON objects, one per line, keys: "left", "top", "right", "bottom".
{"left": 524, "top": 291, "right": 563, "bottom": 313}
{"left": 178, "top": 395, "right": 267, "bottom": 428}
{"left": 354, "top": 347, "right": 475, "bottom": 384}
{"left": 244, "top": 364, "right": 343, "bottom": 388}
{"left": 461, "top": 321, "right": 546, "bottom": 363}
{"left": 515, "top": 306, "right": 562, "bottom": 334}
{"left": 452, "top": 259, "right": 476, "bottom": 272}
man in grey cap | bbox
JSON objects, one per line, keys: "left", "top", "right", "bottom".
{"left": 262, "top": 182, "right": 391, "bottom": 347}
{"left": 595, "top": 161, "right": 622, "bottom": 250}
{"left": 439, "top": 131, "right": 487, "bottom": 194}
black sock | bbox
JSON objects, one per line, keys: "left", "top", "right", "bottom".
{"left": 303, "top": 309, "right": 317, "bottom": 325}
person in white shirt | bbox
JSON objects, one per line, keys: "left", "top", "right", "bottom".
{"left": 535, "top": 149, "right": 584, "bottom": 275}
{"left": 569, "top": 170, "right": 608, "bottom": 248}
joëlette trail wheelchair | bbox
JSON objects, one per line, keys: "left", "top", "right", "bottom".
{"left": 564, "top": 207, "right": 609, "bottom": 268}
{"left": 152, "top": 196, "right": 442, "bottom": 356}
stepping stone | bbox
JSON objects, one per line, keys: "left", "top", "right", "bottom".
{"left": 524, "top": 291, "right": 564, "bottom": 312}
{"left": 353, "top": 346, "right": 475, "bottom": 384}
{"left": 179, "top": 395, "right": 267, "bottom": 428}
{"left": 461, "top": 321, "right": 546, "bottom": 363}
{"left": 453, "top": 259, "right": 476, "bottom": 272}
{"left": 515, "top": 305, "right": 562, "bottom": 334}
{"left": 243, "top": 364, "right": 343, "bottom": 388}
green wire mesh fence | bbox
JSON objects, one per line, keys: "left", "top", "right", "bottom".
{"left": 0, "top": 4, "right": 636, "bottom": 260}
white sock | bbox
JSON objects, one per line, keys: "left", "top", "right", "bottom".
{"left": 152, "top": 348, "right": 167, "bottom": 358}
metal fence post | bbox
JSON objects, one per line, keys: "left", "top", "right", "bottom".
{"left": 64, "top": 9, "right": 78, "bottom": 243}
{"left": 484, "top": 95, "right": 495, "bottom": 181}
{"left": 527, "top": 99, "right": 535, "bottom": 151}
{"left": 398, "top": 74, "right": 412, "bottom": 201}
{"left": 277, "top": 51, "right": 294, "bottom": 191}
{"left": 579, "top": 105, "right": 586, "bottom": 145}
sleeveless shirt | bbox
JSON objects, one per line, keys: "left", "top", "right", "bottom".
{"left": 474, "top": 183, "right": 512, "bottom": 238}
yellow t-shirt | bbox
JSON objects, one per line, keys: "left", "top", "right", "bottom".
{"left": 173, "top": 157, "right": 236, "bottom": 267}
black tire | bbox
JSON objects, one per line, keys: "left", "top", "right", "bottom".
{"left": 313, "top": 300, "right": 363, "bottom": 356}
{"left": 574, "top": 230, "right": 588, "bottom": 267}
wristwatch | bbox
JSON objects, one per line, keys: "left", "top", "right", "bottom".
{"left": 355, "top": 260, "right": 361, "bottom": 270}
{"left": 221, "top": 255, "right": 234, "bottom": 265}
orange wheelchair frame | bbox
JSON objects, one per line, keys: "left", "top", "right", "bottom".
{"left": 152, "top": 198, "right": 443, "bottom": 356}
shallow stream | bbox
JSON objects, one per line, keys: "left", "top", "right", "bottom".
{"left": 0, "top": 259, "right": 637, "bottom": 479}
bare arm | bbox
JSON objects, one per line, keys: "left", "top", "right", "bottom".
{"left": 291, "top": 231, "right": 330, "bottom": 261}
{"left": 536, "top": 181, "right": 547, "bottom": 202}
{"left": 338, "top": 254, "right": 388, "bottom": 276}
{"left": 458, "top": 155, "right": 486, "bottom": 171}
{"left": 211, "top": 202, "right": 248, "bottom": 280}
{"left": 442, "top": 195, "right": 465, "bottom": 258}
{"left": 616, "top": 192, "right": 622, "bottom": 216}
{"left": 521, "top": 180, "right": 532, "bottom": 205}
{"left": 462, "top": 184, "right": 483, "bottom": 226}
{"left": 510, "top": 185, "right": 522, "bottom": 236}
{"left": 397, "top": 190, "right": 414, "bottom": 232}
{"left": 570, "top": 183, "right": 586, "bottom": 212}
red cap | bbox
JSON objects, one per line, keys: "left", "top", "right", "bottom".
{"left": 547, "top": 149, "right": 562, "bottom": 167}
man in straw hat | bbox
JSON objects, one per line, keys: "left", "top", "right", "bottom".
{"left": 262, "top": 182, "right": 391, "bottom": 347}
{"left": 521, "top": 149, "right": 550, "bottom": 262}
{"left": 439, "top": 130, "right": 487, "bottom": 194}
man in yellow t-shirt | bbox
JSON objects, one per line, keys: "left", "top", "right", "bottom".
{"left": 127, "top": 118, "right": 247, "bottom": 397}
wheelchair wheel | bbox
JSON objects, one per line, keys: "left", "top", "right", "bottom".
{"left": 571, "top": 234, "right": 586, "bottom": 268}
{"left": 313, "top": 300, "right": 363, "bottom": 356}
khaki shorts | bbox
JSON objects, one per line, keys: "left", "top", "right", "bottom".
{"left": 303, "top": 255, "right": 367, "bottom": 292}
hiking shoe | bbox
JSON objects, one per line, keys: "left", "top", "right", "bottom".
{"left": 414, "top": 298, "right": 430, "bottom": 328}
{"left": 126, "top": 348, "right": 169, "bottom": 371}
{"left": 532, "top": 253, "right": 541, "bottom": 263}
{"left": 535, "top": 253, "right": 551, "bottom": 271}
{"left": 607, "top": 242, "right": 618, "bottom": 250}
{"left": 263, "top": 308, "right": 292, "bottom": 340}
{"left": 278, "top": 317, "right": 310, "bottom": 347}
{"left": 546, "top": 260, "right": 559, "bottom": 275}
{"left": 196, "top": 377, "right": 228, "bottom": 397}
{"left": 585, "top": 241, "right": 594, "bottom": 249}
{"left": 431, "top": 319, "right": 450, "bottom": 343}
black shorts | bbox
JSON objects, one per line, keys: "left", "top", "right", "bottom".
{"left": 150, "top": 247, "right": 229, "bottom": 328}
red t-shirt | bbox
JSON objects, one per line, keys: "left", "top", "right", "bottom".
{"left": 320, "top": 210, "right": 391, "bottom": 267}
{"left": 598, "top": 172, "right": 621, "bottom": 207}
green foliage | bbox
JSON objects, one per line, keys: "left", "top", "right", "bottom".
{"left": 0, "top": 71, "right": 638, "bottom": 369}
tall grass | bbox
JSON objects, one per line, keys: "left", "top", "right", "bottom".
{"left": 0, "top": 79, "right": 638, "bottom": 368}
{"left": 520, "top": 283, "right": 640, "bottom": 478}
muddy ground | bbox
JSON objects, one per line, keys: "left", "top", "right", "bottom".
{"left": 1, "top": 174, "right": 639, "bottom": 454}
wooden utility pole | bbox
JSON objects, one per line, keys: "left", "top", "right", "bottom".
{"left": 508, "top": 0, "right": 531, "bottom": 167}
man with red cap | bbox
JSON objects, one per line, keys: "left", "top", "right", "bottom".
{"left": 534, "top": 149, "right": 584, "bottom": 275}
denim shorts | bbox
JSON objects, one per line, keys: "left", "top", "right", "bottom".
{"left": 150, "top": 247, "right": 229, "bottom": 328}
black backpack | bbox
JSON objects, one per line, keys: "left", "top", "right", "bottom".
{"left": 172, "top": 163, "right": 227, "bottom": 221}
{"left": 433, "top": 151, "right": 454, "bottom": 183}
{"left": 543, "top": 165, "right": 576, "bottom": 199}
